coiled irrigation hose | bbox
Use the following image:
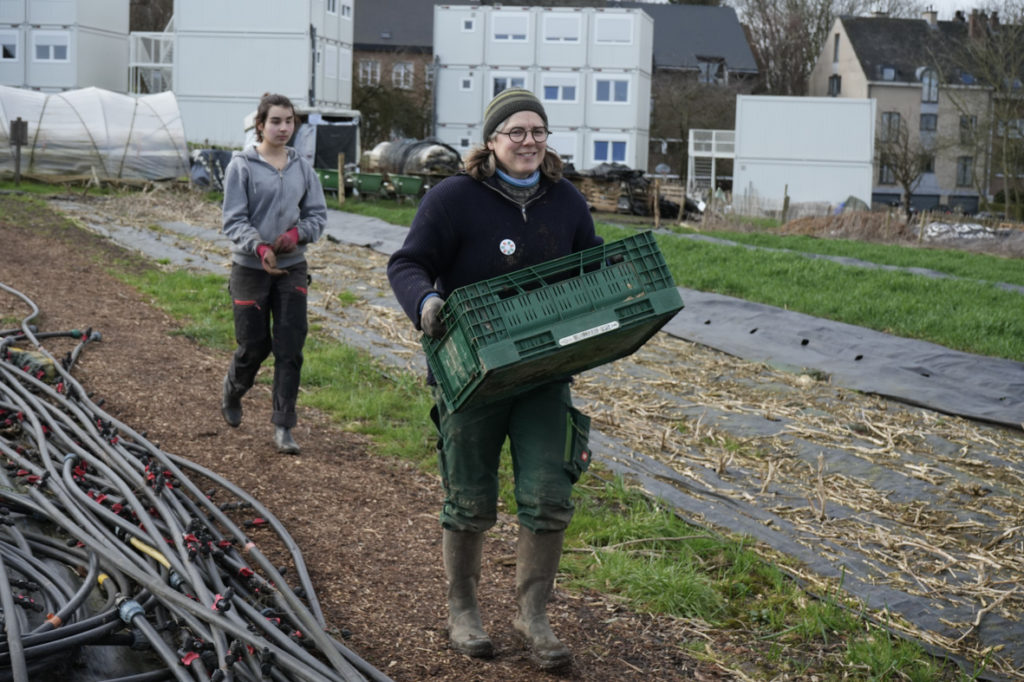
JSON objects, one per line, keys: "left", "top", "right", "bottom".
{"left": 0, "top": 281, "right": 393, "bottom": 681}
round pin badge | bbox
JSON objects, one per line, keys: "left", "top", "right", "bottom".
{"left": 499, "top": 238, "right": 516, "bottom": 256}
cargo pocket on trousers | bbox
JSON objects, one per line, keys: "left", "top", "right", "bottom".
{"left": 563, "top": 406, "right": 592, "bottom": 484}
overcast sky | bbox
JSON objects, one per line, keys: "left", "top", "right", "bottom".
{"left": 925, "top": 1, "right": 965, "bottom": 20}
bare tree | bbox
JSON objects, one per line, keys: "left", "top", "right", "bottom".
{"left": 941, "top": 4, "right": 1024, "bottom": 220}
{"left": 649, "top": 69, "right": 754, "bottom": 179}
{"left": 735, "top": 0, "right": 923, "bottom": 95}
{"left": 130, "top": 0, "right": 173, "bottom": 32}
{"left": 876, "top": 112, "right": 936, "bottom": 217}
{"left": 353, "top": 80, "right": 432, "bottom": 148}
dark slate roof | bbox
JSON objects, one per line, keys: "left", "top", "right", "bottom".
{"left": 612, "top": 2, "right": 758, "bottom": 73}
{"left": 354, "top": 1, "right": 474, "bottom": 52}
{"left": 841, "top": 16, "right": 970, "bottom": 83}
{"left": 355, "top": 1, "right": 757, "bottom": 74}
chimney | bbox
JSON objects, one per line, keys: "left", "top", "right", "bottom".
{"left": 922, "top": 8, "right": 938, "bottom": 28}
{"left": 968, "top": 9, "right": 986, "bottom": 39}
{"left": 953, "top": 10, "right": 965, "bottom": 23}
{"left": 990, "top": 11, "right": 1000, "bottom": 29}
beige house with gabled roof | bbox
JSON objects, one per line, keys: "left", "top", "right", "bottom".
{"left": 808, "top": 10, "right": 996, "bottom": 213}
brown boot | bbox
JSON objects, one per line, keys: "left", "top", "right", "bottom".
{"left": 443, "top": 530, "right": 494, "bottom": 658}
{"left": 513, "top": 528, "right": 571, "bottom": 670}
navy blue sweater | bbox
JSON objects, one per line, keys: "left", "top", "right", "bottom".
{"left": 387, "top": 173, "right": 602, "bottom": 329}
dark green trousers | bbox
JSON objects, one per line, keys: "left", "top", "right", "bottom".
{"left": 431, "top": 381, "right": 591, "bottom": 534}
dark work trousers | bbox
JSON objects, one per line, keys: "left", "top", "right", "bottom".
{"left": 226, "top": 261, "right": 309, "bottom": 428}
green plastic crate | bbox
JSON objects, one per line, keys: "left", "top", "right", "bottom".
{"left": 316, "top": 169, "right": 339, "bottom": 192}
{"left": 422, "top": 231, "right": 684, "bottom": 412}
{"left": 390, "top": 174, "right": 424, "bottom": 197}
{"left": 353, "top": 172, "right": 383, "bottom": 196}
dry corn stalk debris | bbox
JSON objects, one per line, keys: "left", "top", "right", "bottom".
{"left": 58, "top": 191, "right": 1024, "bottom": 678}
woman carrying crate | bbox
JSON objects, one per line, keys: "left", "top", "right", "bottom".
{"left": 387, "top": 88, "right": 601, "bottom": 671}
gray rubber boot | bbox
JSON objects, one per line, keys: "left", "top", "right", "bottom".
{"left": 221, "top": 374, "right": 243, "bottom": 427}
{"left": 443, "top": 529, "right": 494, "bottom": 658}
{"left": 274, "top": 426, "right": 301, "bottom": 454}
{"left": 513, "top": 528, "right": 571, "bottom": 670}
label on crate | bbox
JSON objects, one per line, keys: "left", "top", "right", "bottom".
{"left": 558, "top": 321, "right": 620, "bottom": 347}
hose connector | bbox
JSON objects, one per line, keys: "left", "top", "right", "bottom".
{"left": 116, "top": 596, "right": 144, "bottom": 624}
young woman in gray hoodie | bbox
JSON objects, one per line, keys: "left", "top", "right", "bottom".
{"left": 219, "top": 93, "right": 327, "bottom": 454}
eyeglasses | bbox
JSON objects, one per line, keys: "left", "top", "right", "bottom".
{"left": 496, "top": 127, "right": 550, "bottom": 143}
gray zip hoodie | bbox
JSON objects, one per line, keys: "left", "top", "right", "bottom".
{"left": 221, "top": 145, "right": 327, "bottom": 269}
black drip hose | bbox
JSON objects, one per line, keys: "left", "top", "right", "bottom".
{"left": 0, "top": 280, "right": 394, "bottom": 681}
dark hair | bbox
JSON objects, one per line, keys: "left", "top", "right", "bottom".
{"left": 254, "top": 93, "right": 295, "bottom": 142}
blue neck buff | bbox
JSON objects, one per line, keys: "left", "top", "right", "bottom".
{"left": 496, "top": 169, "right": 540, "bottom": 187}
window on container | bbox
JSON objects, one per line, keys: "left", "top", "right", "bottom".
{"left": 832, "top": 33, "right": 840, "bottom": 62}
{"left": 920, "top": 113, "right": 937, "bottom": 131}
{"left": 326, "top": 0, "right": 337, "bottom": 14}
{"left": 544, "top": 14, "right": 580, "bottom": 43}
{"left": 32, "top": 31, "right": 69, "bottom": 62}
{"left": 697, "top": 57, "right": 727, "bottom": 85}
{"left": 596, "top": 78, "right": 628, "bottom": 103}
{"left": 959, "top": 115, "right": 976, "bottom": 144}
{"left": 878, "top": 164, "right": 895, "bottom": 185}
{"left": 358, "top": 60, "right": 380, "bottom": 86}
{"left": 542, "top": 76, "right": 578, "bottom": 102}
{"left": 493, "top": 14, "right": 528, "bottom": 41}
{"left": 595, "top": 15, "right": 632, "bottom": 44}
{"left": 594, "top": 139, "right": 627, "bottom": 163}
{"left": 341, "top": 2, "right": 352, "bottom": 18}
{"left": 956, "top": 156, "right": 973, "bottom": 186}
{"left": 1, "top": 31, "right": 17, "bottom": 61}
{"left": 463, "top": 19, "right": 475, "bottom": 32}
{"left": 324, "top": 44, "right": 338, "bottom": 79}
{"left": 921, "top": 68, "right": 938, "bottom": 102}
{"left": 611, "top": 140, "right": 626, "bottom": 162}
{"left": 393, "top": 62, "right": 414, "bottom": 90}
{"left": 828, "top": 74, "right": 841, "bottom": 96}
{"left": 492, "top": 75, "right": 525, "bottom": 97}
{"left": 880, "top": 111, "right": 901, "bottom": 142}
{"left": 460, "top": 77, "right": 473, "bottom": 91}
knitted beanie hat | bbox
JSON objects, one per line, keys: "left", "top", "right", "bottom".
{"left": 482, "top": 88, "right": 548, "bottom": 140}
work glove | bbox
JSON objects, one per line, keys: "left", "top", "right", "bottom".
{"left": 273, "top": 227, "right": 300, "bottom": 253}
{"left": 420, "top": 295, "right": 447, "bottom": 339}
{"left": 256, "top": 243, "right": 286, "bottom": 276}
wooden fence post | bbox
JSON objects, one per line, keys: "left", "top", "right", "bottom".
{"left": 653, "top": 177, "right": 661, "bottom": 230}
{"left": 337, "top": 153, "right": 346, "bottom": 205}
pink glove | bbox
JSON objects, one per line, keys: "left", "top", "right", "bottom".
{"left": 273, "top": 227, "right": 300, "bottom": 253}
{"left": 256, "top": 243, "right": 285, "bottom": 276}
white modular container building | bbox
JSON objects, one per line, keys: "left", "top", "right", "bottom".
{"left": 0, "top": 0, "right": 130, "bottom": 93}
{"left": 162, "top": 0, "right": 353, "bottom": 147}
{"left": 432, "top": 4, "right": 652, "bottom": 171}
{"left": 733, "top": 95, "right": 875, "bottom": 206}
